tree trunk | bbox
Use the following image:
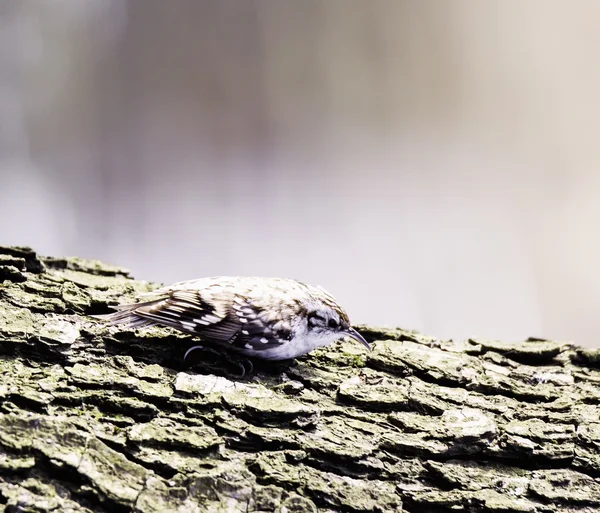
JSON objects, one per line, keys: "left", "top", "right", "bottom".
{"left": 0, "top": 246, "right": 599, "bottom": 513}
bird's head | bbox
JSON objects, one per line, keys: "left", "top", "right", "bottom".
{"left": 305, "top": 302, "right": 370, "bottom": 351}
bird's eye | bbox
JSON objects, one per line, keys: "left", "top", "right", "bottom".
{"left": 328, "top": 318, "right": 339, "bottom": 329}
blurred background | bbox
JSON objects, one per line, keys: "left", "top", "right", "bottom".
{"left": 1, "top": 1, "right": 599, "bottom": 346}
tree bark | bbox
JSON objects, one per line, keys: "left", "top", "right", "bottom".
{"left": 0, "top": 246, "right": 599, "bottom": 513}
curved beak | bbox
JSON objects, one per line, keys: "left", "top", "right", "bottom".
{"left": 345, "top": 327, "right": 371, "bottom": 352}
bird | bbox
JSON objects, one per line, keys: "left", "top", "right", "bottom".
{"left": 97, "top": 277, "right": 371, "bottom": 361}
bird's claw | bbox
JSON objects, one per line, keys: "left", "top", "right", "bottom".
{"left": 183, "top": 344, "right": 254, "bottom": 379}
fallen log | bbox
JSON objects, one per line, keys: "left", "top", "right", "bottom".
{"left": 0, "top": 246, "right": 598, "bottom": 513}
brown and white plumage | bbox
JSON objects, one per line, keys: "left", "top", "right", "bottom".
{"left": 99, "top": 277, "right": 370, "bottom": 360}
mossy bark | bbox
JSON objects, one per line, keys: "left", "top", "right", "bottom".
{"left": 1, "top": 246, "right": 599, "bottom": 513}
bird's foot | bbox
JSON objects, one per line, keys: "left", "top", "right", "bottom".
{"left": 183, "top": 344, "right": 254, "bottom": 379}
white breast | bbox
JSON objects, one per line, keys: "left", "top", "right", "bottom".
{"left": 241, "top": 331, "right": 342, "bottom": 360}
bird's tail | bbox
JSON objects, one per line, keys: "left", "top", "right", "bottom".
{"left": 91, "top": 298, "right": 164, "bottom": 328}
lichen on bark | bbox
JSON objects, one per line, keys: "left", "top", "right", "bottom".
{"left": 0, "top": 246, "right": 599, "bottom": 512}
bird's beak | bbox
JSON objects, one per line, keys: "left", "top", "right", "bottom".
{"left": 345, "top": 327, "right": 371, "bottom": 351}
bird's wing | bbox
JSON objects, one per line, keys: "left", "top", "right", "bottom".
{"left": 104, "top": 288, "right": 292, "bottom": 351}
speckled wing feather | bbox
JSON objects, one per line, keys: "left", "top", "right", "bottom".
{"left": 228, "top": 293, "right": 294, "bottom": 350}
